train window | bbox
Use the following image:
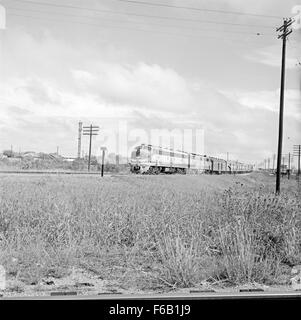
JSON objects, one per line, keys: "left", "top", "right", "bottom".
{"left": 159, "top": 149, "right": 162, "bottom": 155}
{"left": 170, "top": 151, "right": 174, "bottom": 157}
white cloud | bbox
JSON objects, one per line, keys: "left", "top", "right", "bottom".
{"left": 221, "top": 89, "right": 301, "bottom": 120}
{"left": 71, "top": 62, "right": 196, "bottom": 113}
{"left": 72, "top": 70, "right": 98, "bottom": 84}
{"left": 245, "top": 42, "right": 301, "bottom": 69}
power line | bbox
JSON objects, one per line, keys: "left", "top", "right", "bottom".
{"left": 5, "top": 12, "right": 235, "bottom": 39}
{"left": 5, "top": 6, "right": 275, "bottom": 36}
{"left": 8, "top": 0, "right": 276, "bottom": 29}
{"left": 117, "top": 0, "right": 283, "bottom": 20}
{"left": 9, "top": 12, "right": 276, "bottom": 43}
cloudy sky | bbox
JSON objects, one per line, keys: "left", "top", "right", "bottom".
{"left": 0, "top": 0, "right": 300, "bottom": 164}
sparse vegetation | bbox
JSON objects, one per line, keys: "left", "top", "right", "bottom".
{"left": 0, "top": 172, "right": 300, "bottom": 294}
{"left": 0, "top": 156, "right": 129, "bottom": 172}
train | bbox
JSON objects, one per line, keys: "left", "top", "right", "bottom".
{"left": 129, "top": 144, "right": 254, "bottom": 174}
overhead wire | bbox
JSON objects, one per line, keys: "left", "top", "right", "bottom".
{"left": 7, "top": 0, "right": 276, "bottom": 29}
{"left": 116, "top": 0, "right": 283, "bottom": 20}
{"left": 5, "top": 6, "right": 275, "bottom": 37}
{"left": 8, "top": 12, "right": 277, "bottom": 45}
{"left": 4, "top": 0, "right": 280, "bottom": 49}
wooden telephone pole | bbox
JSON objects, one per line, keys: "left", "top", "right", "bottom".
{"left": 275, "top": 18, "right": 293, "bottom": 194}
{"left": 294, "top": 145, "right": 301, "bottom": 179}
{"left": 77, "top": 121, "right": 82, "bottom": 159}
{"left": 83, "top": 124, "right": 99, "bottom": 171}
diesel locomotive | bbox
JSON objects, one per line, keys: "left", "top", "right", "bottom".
{"left": 129, "top": 144, "right": 253, "bottom": 174}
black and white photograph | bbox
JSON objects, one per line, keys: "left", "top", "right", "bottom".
{"left": 0, "top": 0, "right": 300, "bottom": 310}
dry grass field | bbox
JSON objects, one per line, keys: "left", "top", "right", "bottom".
{"left": 0, "top": 172, "right": 300, "bottom": 295}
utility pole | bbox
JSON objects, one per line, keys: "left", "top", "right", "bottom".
{"left": 226, "top": 152, "right": 229, "bottom": 173}
{"left": 275, "top": 18, "right": 293, "bottom": 194}
{"left": 83, "top": 124, "right": 99, "bottom": 172}
{"left": 77, "top": 121, "right": 82, "bottom": 159}
{"left": 56, "top": 146, "right": 59, "bottom": 155}
{"left": 294, "top": 145, "right": 301, "bottom": 178}
{"left": 268, "top": 158, "right": 270, "bottom": 171}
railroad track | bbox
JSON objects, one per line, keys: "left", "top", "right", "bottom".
{"left": 0, "top": 170, "right": 254, "bottom": 177}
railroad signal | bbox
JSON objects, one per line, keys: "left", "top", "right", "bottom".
{"left": 101, "top": 147, "right": 107, "bottom": 177}
{"left": 288, "top": 152, "right": 291, "bottom": 180}
{"left": 83, "top": 124, "right": 100, "bottom": 171}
